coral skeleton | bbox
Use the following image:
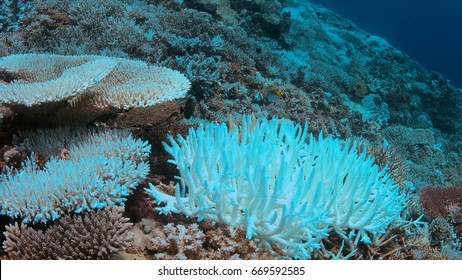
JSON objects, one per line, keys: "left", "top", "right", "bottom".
{"left": 0, "top": 128, "right": 151, "bottom": 223}
{"left": 146, "top": 116, "right": 407, "bottom": 259}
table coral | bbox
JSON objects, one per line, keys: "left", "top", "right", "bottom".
{"left": 0, "top": 53, "right": 191, "bottom": 125}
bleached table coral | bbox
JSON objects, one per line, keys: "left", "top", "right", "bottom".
{"left": 0, "top": 53, "right": 191, "bottom": 125}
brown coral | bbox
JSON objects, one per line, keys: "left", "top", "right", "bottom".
{"left": 3, "top": 207, "right": 132, "bottom": 260}
{"left": 420, "top": 185, "right": 462, "bottom": 233}
{"left": 429, "top": 217, "right": 453, "bottom": 243}
{"left": 354, "top": 139, "right": 409, "bottom": 185}
{"left": 420, "top": 186, "right": 462, "bottom": 220}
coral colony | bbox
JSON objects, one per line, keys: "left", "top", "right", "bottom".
{"left": 0, "top": 0, "right": 461, "bottom": 260}
{"left": 146, "top": 116, "right": 407, "bottom": 259}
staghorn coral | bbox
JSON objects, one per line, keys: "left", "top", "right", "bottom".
{"left": 384, "top": 222, "right": 433, "bottom": 260}
{"left": 3, "top": 206, "right": 132, "bottom": 260}
{"left": 0, "top": 128, "right": 150, "bottom": 223}
{"left": 147, "top": 116, "right": 407, "bottom": 259}
{"left": 0, "top": 53, "right": 191, "bottom": 125}
{"left": 0, "top": 0, "right": 459, "bottom": 261}
{"left": 147, "top": 223, "right": 273, "bottom": 260}
{"left": 382, "top": 125, "right": 450, "bottom": 185}
{"left": 354, "top": 138, "right": 409, "bottom": 185}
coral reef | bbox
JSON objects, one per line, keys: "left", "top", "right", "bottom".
{"left": 0, "top": 0, "right": 32, "bottom": 32}
{"left": 1, "top": 0, "right": 461, "bottom": 260}
{"left": 382, "top": 125, "right": 449, "bottom": 185}
{"left": 418, "top": 185, "right": 462, "bottom": 258}
{"left": 3, "top": 206, "right": 132, "bottom": 259}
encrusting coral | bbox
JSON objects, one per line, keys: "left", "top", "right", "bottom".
{"left": 3, "top": 206, "right": 132, "bottom": 260}
{"left": 0, "top": 53, "right": 191, "bottom": 125}
{"left": 0, "top": 128, "right": 151, "bottom": 223}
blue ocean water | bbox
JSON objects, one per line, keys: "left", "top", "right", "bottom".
{"left": 310, "top": 0, "right": 462, "bottom": 87}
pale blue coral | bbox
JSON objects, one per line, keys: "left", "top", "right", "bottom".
{"left": 146, "top": 116, "right": 407, "bottom": 259}
{"left": 0, "top": 128, "right": 150, "bottom": 223}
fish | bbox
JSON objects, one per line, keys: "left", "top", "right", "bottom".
{"left": 180, "top": 98, "right": 194, "bottom": 119}
{"left": 265, "top": 89, "right": 284, "bottom": 101}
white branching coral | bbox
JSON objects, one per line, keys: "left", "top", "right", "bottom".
{"left": 0, "top": 53, "right": 191, "bottom": 124}
{"left": 0, "top": 128, "right": 151, "bottom": 223}
{"left": 146, "top": 116, "right": 407, "bottom": 259}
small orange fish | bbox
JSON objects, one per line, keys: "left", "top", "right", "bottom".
{"left": 266, "top": 89, "right": 284, "bottom": 101}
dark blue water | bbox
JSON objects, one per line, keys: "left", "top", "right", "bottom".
{"left": 309, "top": 0, "right": 462, "bottom": 87}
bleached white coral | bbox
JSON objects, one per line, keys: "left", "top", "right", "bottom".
{"left": 147, "top": 117, "right": 329, "bottom": 259}
{"left": 0, "top": 54, "right": 117, "bottom": 107}
{"left": 146, "top": 116, "right": 407, "bottom": 259}
{"left": 0, "top": 128, "right": 150, "bottom": 223}
{"left": 0, "top": 53, "right": 191, "bottom": 123}
{"left": 89, "top": 58, "right": 191, "bottom": 110}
